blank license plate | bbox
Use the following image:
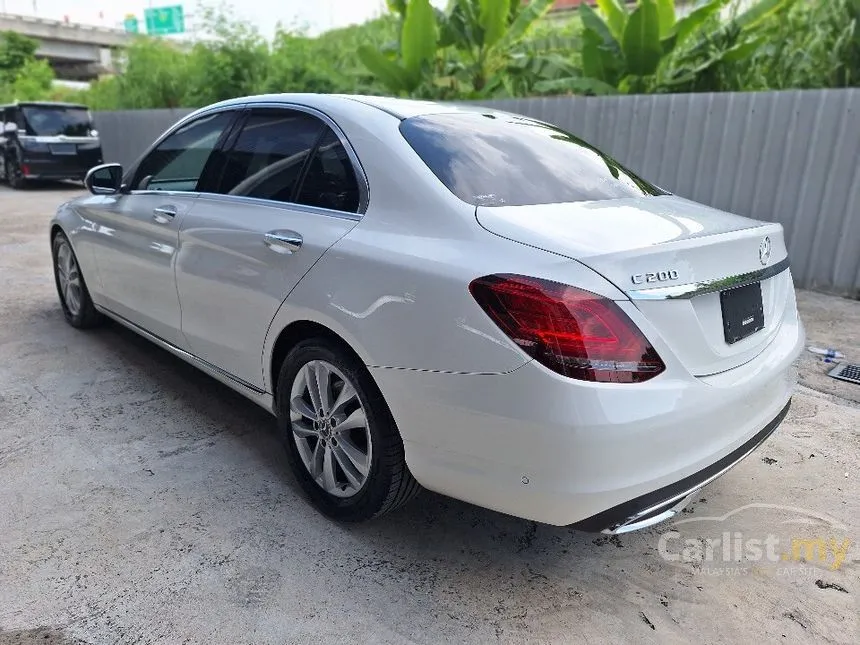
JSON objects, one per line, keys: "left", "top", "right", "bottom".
{"left": 720, "top": 282, "right": 764, "bottom": 344}
{"left": 50, "top": 143, "right": 77, "bottom": 155}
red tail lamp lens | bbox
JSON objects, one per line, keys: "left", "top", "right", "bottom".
{"left": 469, "top": 274, "right": 665, "bottom": 383}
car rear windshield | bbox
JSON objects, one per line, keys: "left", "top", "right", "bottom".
{"left": 399, "top": 112, "right": 666, "bottom": 207}
{"left": 20, "top": 106, "right": 92, "bottom": 137}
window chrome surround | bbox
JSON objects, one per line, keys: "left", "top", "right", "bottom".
{"left": 195, "top": 192, "right": 363, "bottom": 222}
{"left": 628, "top": 257, "right": 790, "bottom": 300}
{"left": 123, "top": 101, "right": 370, "bottom": 219}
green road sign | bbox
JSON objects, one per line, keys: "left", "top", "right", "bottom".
{"left": 144, "top": 5, "right": 185, "bottom": 36}
{"left": 123, "top": 16, "right": 140, "bottom": 34}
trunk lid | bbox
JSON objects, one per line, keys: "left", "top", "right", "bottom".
{"left": 476, "top": 195, "right": 792, "bottom": 376}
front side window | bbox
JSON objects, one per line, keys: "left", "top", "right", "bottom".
{"left": 217, "top": 110, "right": 324, "bottom": 203}
{"left": 400, "top": 112, "right": 666, "bottom": 207}
{"left": 133, "top": 111, "right": 234, "bottom": 192}
{"left": 19, "top": 105, "right": 93, "bottom": 137}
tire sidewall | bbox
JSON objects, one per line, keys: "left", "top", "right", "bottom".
{"left": 52, "top": 233, "right": 89, "bottom": 327}
{"left": 8, "top": 154, "right": 25, "bottom": 190}
{"left": 277, "top": 340, "right": 395, "bottom": 521}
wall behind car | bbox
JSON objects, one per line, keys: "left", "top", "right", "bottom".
{"left": 93, "top": 89, "right": 860, "bottom": 296}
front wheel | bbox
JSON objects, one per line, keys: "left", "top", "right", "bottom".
{"left": 52, "top": 232, "right": 102, "bottom": 328}
{"left": 277, "top": 339, "right": 421, "bottom": 521}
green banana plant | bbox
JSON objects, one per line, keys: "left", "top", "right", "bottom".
{"left": 357, "top": 0, "right": 438, "bottom": 94}
{"left": 572, "top": 0, "right": 795, "bottom": 94}
{"left": 358, "top": 0, "right": 554, "bottom": 97}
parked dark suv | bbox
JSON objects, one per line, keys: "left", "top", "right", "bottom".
{"left": 1, "top": 101, "right": 103, "bottom": 189}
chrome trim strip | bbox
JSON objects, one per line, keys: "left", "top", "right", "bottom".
{"left": 629, "top": 257, "right": 791, "bottom": 300}
{"left": 605, "top": 494, "right": 695, "bottom": 535}
{"left": 195, "top": 192, "right": 362, "bottom": 222}
{"left": 601, "top": 407, "right": 784, "bottom": 534}
{"left": 95, "top": 306, "right": 275, "bottom": 413}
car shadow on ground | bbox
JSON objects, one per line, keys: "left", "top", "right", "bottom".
{"left": 65, "top": 310, "right": 634, "bottom": 553}
{"left": 0, "top": 180, "right": 84, "bottom": 193}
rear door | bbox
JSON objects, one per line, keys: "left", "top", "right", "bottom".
{"left": 175, "top": 106, "right": 365, "bottom": 388}
{"left": 81, "top": 109, "right": 239, "bottom": 348}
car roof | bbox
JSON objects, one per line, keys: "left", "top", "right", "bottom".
{"left": 201, "top": 93, "right": 503, "bottom": 121}
{"left": 2, "top": 101, "right": 89, "bottom": 109}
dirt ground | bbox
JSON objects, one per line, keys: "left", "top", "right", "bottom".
{"left": 0, "top": 186, "right": 857, "bottom": 645}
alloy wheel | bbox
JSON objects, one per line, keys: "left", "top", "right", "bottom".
{"left": 289, "top": 360, "right": 372, "bottom": 498}
{"left": 55, "top": 240, "right": 83, "bottom": 316}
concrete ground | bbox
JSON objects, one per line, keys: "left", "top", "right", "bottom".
{"left": 0, "top": 186, "right": 857, "bottom": 645}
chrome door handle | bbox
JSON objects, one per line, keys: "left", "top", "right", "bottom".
{"left": 152, "top": 205, "right": 177, "bottom": 224}
{"left": 263, "top": 230, "right": 303, "bottom": 254}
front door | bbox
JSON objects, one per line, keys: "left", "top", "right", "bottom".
{"left": 175, "top": 108, "right": 365, "bottom": 388}
{"left": 84, "top": 110, "right": 239, "bottom": 348}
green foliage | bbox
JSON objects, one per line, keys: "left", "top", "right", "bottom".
{"left": 657, "top": 0, "right": 799, "bottom": 92}
{"left": 0, "top": 31, "right": 39, "bottom": 87}
{"left": 360, "top": 0, "right": 555, "bottom": 97}
{"left": 622, "top": 0, "right": 662, "bottom": 77}
{"left": 358, "top": 0, "right": 438, "bottom": 94}
{"left": 5, "top": 0, "right": 858, "bottom": 109}
{"left": 730, "top": 0, "right": 860, "bottom": 90}
{"left": 577, "top": 0, "right": 799, "bottom": 94}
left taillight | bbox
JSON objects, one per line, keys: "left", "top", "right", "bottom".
{"left": 469, "top": 274, "right": 665, "bottom": 383}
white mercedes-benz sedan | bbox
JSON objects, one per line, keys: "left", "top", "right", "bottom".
{"left": 50, "top": 94, "right": 803, "bottom": 533}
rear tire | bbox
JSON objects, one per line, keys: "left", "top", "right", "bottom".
{"left": 277, "top": 338, "right": 421, "bottom": 521}
{"left": 52, "top": 232, "right": 103, "bottom": 329}
{"left": 7, "top": 156, "right": 27, "bottom": 190}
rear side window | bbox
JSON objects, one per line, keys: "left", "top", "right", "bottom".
{"left": 296, "top": 130, "right": 360, "bottom": 213}
{"left": 218, "top": 110, "right": 323, "bottom": 203}
{"left": 216, "top": 109, "right": 361, "bottom": 213}
{"left": 400, "top": 113, "right": 665, "bottom": 207}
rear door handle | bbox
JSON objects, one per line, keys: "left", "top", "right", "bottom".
{"left": 263, "top": 230, "right": 303, "bottom": 254}
{"left": 152, "top": 205, "right": 177, "bottom": 224}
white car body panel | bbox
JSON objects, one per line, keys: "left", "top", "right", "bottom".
{"left": 50, "top": 93, "right": 804, "bottom": 530}
{"left": 476, "top": 197, "right": 791, "bottom": 375}
{"left": 176, "top": 194, "right": 359, "bottom": 388}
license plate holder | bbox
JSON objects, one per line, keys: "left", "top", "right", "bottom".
{"left": 720, "top": 282, "right": 764, "bottom": 344}
{"left": 50, "top": 143, "right": 77, "bottom": 155}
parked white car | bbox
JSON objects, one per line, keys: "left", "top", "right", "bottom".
{"left": 50, "top": 94, "right": 804, "bottom": 533}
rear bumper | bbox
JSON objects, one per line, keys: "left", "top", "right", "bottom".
{"left": 21, "top": 156, "right": 100, "bottom": 181}
{"left": 372, "top": 299, "right": 803, "bottom": 528}
{"left": 573, "top": 400, "right": 790, "bottom": 533}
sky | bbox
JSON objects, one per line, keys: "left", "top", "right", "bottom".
{"left": 0, "top": 0, "right": 403, "bottom": 38}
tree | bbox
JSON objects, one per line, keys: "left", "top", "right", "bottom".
{"left": 111, "top": 37, "right": 190, "bottom": 108}
{"left": 5, "top": 59, "right": 55, "bottom": 101}
{"left": 0, "top": 31, "right": 39, "bottom": 87}
{"left": 182, "top": 4, "right": 270, "bottom": 105}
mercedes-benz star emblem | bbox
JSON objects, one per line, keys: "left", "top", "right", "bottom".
{"left": 759, "top": 236, "right": 772, "bottom": 266}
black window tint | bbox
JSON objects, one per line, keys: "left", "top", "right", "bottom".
{"left": 400, "top": 113, "right": 665, "bottom": 207}
{"left": 217, "top": 110, "right": 323, "bottom": 203}
{"left": 296, "top": 129, "right": 360, "bottom": 213}
{"left": 21, "top": 106, "right": 92, "bottom": 136}
{"left": 134, "top": 111, "right": 233, "bottom": 192}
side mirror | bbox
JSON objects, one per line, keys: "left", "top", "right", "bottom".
{"left": 3, "top": 122, "right": 16, "bottom": 134}
{"left": 85, "top": 163, "right": 123, "bottom": 195}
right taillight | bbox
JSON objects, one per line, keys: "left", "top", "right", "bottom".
{"left": 469, "top": 274, "right": 665, "bottom": 383}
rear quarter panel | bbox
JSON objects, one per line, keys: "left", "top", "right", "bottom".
{"left": 262, "top": 215, "right": 627, "bottom": 389}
